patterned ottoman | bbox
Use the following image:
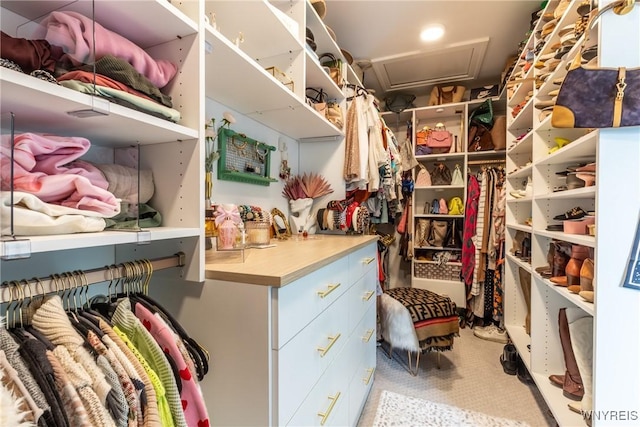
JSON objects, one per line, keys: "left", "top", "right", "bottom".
{"left": 379, "top": 287, "right": 460, "bottom": 375}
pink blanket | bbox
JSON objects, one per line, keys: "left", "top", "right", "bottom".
{"left": 1, "top": 133, "right": 120, "bottom": 217}
{"left": 38, "top": 11, "right": 177, "bottom": 89}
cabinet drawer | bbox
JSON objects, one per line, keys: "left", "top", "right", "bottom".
{"left": 274, "top": 256, "right": 349, "bottom": 348}
{"left": 276, "top": 293, "right": 349, "bottom": 425}
{"left": 347, "top": 265, "right": 377, "bottom": 334}
{"left": 348, "top": 305, "right": 377, "bottom": 427}
{"left": 285, "top": 342, "right": 351, "bottom": 427}
{"left": 348, "top": 243, "right": 377, "bottom": 285}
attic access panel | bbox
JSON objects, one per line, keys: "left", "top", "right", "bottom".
{"left": 371, "top": 38, "right": 489, "bottom": 92}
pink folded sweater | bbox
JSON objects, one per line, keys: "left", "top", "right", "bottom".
{"left": 38, "top": 11, "right": 177, "bottom": 89}
{"left": 1, "top": 133, "right": 120, "bottom": 217}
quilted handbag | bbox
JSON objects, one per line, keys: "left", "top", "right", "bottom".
{"left": 415, "top": 164, "right": 432, "bottom": 186}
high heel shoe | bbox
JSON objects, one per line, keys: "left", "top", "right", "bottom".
{"left": 549, "top": 137, "right": 571, "bottom": 153}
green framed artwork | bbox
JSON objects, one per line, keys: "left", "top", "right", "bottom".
{"left": 217, "top": 128, "right": 277, "bottom": 186}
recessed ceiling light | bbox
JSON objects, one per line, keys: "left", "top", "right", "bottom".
{"left": 420, "top": 24, "right": 445, "bottom": 42}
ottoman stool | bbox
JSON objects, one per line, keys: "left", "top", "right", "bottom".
{"left": 379, "top": 287, "right": 459, "bottom": 375}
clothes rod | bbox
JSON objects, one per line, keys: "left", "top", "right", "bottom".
{"left": 467, "top": 159, "right": 506, "bottom": 165}
{"left": 0, "top": 252, "right": 185, "bottom": 304}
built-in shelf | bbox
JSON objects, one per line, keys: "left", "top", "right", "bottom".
{"left": 0, "top": 69, "right": 198, "bottom": 145}
{"left": 534, "top": 230, "right": 595, "bottom": 247}
{"left": 506, "top": 253, "right": 532, "bottom": 272}
{"left": 0, "top": 227, "right": 200, "bottom": 257}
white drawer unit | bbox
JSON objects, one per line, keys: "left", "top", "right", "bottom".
{"left": 199, "top": 236, "right": 378, "bottom": 427}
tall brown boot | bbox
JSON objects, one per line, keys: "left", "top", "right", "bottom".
{"left": 548, "top": 308, "right": 584, "bottom": 400}
{"left": 518, "top": 267, "right": 532, "bottom": 335}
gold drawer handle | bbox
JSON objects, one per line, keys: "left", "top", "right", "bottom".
{"left": 317, "top": 283, "right": 341, "bottom": 299}
{"left": 362, "top": 290, "right": 375, "bottom": 301}
{"left": 362, "top": 329, "right": 374, "bottom": 342}
{"left": 363, "top": 257, "right": 375, "bottom": 265}
{"left": 317, "top": 392, "right": 341, "bottom": 425}
{"left": 317, "top": 333, "right": 341, "bottom": 357}
{"left": 362, "top": 368, "right": 375, "bottom": 385}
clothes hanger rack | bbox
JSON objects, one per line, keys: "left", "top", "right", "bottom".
{"left": 0, "top": 252, "right": 185, "bottom": 304}
{"left": 467, "top": 158, "right": 506, "bottom": 166}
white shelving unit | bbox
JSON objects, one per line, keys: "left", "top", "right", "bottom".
{"left": 382, "top": 97, "right": 506, "bottom": 308}
{"left": 1, "top": 0, "right": 205, "bottom": 284}
{"left": 503, "top": 1, "right": 640, "bottom": 425}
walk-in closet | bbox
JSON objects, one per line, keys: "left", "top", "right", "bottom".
{"left": 1, "top": 1, "right": 639, "bottom": 426}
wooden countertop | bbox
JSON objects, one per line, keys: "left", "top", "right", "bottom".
{"left": 205, "top": 234, "right": 378, "bottom": 287}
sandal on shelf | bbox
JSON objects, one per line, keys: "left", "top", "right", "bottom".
{"left": 576, "top": 172, "right": 596, "bottom": 186}
{"left": 553, "top": 206, "right": 587, "bottom": 221}
{"left": 549, "top": 137, "right": 571, "bottom": 153}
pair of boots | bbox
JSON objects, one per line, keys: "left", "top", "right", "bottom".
{"left": 500, "top": 343, "right": 534, "bottom": 384}
{"left": 535, "top": 240, "right": 571, "bottom": 278}
{"left": 568, "top": 258, "right": 595, "bottom": 303}
{"left": 550, "top": 244, "right": 590, "bottom": 286}
{"left": 548, "top": 308, "right": 593, "bottom": 425}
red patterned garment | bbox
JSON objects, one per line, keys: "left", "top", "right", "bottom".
{"left": 461, "top": 175, "right": 480, "bottom": 289}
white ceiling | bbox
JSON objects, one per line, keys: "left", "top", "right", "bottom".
{"left": 321, "top": 0, "right": 542, "bottom": 98}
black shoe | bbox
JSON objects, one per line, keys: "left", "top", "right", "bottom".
{"left": 553, "top": 206, "right": 586, "bottom": 221}
{"left": 516, "top": 357, "right": 535, "bottom": 384}
{"left": 500, "top": 344, "right": 517, "bottom": 375}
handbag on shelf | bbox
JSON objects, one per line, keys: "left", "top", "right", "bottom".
{"left": 469, "top": 98, "right": 495, "bottom": 129}
{"left": 490, "top": 115, "right": 507, "bottom": 150}
{"left": 306, "top": 87, "right": 327, "bottom": 115}
{"left": 326, "top": 101, "right": 343, "bottom": 129}
{"left": 319, "top": 52, "right": 344, "bottom": 87}
{"left": 415, "top": 164, "right": 432, "bottom": 186}
{"left": 451, "top": 164, "right": 464, "bottom": 186}
{"left": 427, "top": 220, "right": 448, "bottom": 247}
{"left": 445, "top": 219, "right": 463, "bottom": 248}
{"left": 426, "top": 123, "right": 453, "bottom": 153}
{"left": 430, "top": 163, "right": 452, "bottom": 186}
{"left": 438, "top": 198, "right": 448, "bottom": 215}
{"left": 552, "top": 8, "right": 640, "bottom": 128}
{"left": 448, "top": 197, "right": 464, "bottom": 215}
{"left": 385, "top": 93, "right": 416, "bottom": 113}
{"left": 428, "top": 85, "right": 466, "bottom": 106}
{"left": 468, "top": 122, "right": 494, "bottom": 151}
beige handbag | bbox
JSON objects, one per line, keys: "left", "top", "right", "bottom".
{"left": 428, "top": 85, "right": 466, "bottom": 106}
{"left": 415, "top": 164, "right": 431, "bottom": 186}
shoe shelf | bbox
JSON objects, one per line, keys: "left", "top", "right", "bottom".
{"left": 509, "top": 96, "right": 535, "bottom": 130}
{"left": 536, "top": 186, "right": 596, "bottom": 200}
{"left": 534, "top": 230, "right": 595, "bottom": 247}
{"left": 507, "top": 196, "right": 533, "bottom": 203}
{"left": 507, "top": 66, "right": 534, "bottom": 108}
{"left": 530, "top": 372, "right": 585, "bottom": 427}
{"left": 507, "top": 163, "right": 533, "bottom": 179}
{"left": 504, "top": 323, "right": 531, "bottom": 369}
{"left": 533, "top": 129, "right": 597, "bottom": 164}
{"left": 540, "top": 276, "right": 595, "bottom": 317}
{"left": 506, "top": 253, "right": 532, "bottom": 273}
{"left": 507, "top": 130, "right": 533, "bottom": 156}
{"left": 506, "top": 223, "right": 533, "bottom": 233}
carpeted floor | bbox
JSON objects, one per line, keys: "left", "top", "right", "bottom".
{"left": 357, "top": 327, "right": 557, "bottom": 427}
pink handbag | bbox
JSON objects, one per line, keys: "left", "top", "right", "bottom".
{"left": 426, "top": 124, "right": 453, "bottom": 149}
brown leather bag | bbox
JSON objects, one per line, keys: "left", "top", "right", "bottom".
{"left": 428, "top": 85, "right": 465, "bottom": 106}
{"left": 490, "top": 115, "right": 507, "bottom": 150}
{"left": 468, "top": 123, "right": 494, "bottom": 152}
